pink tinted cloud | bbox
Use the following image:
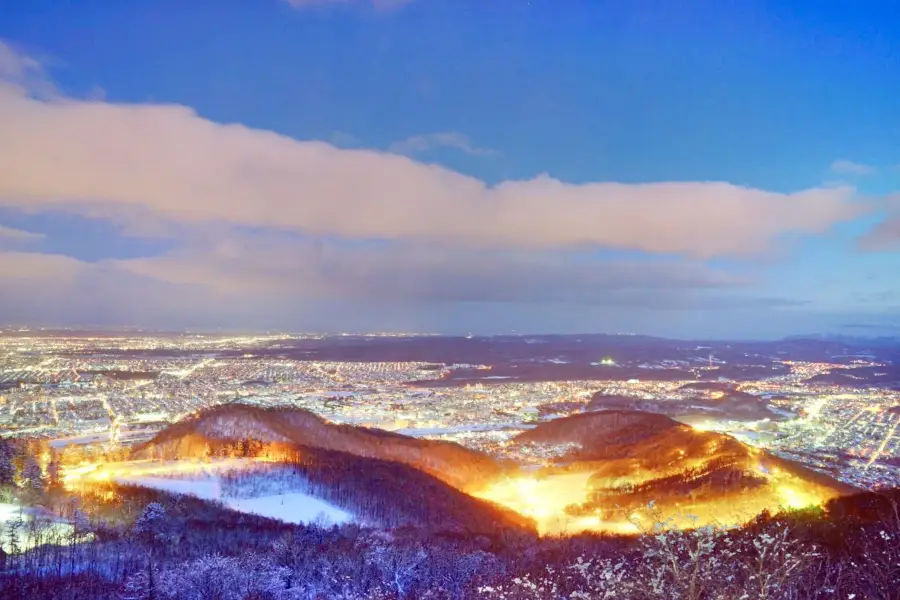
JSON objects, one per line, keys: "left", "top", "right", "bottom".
{"left": 0, "top": 39, "right": 868, "bottom": 259}
{"left": 858, "top": 195, "right": 900, "bottom": 251}
{"left": 0, "top": 84, "right": 865, "bottom": 258}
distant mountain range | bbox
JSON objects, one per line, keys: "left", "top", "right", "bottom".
{"left": 783, "top": 334, "right": 900, "bottom": 347}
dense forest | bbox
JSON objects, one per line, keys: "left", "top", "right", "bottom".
{"left": 1, "top": 481, "right": 899, "bottom": 599}
{"left": 133, "top": 404, "right": 506, "bottom": 490}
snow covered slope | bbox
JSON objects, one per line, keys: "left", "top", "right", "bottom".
{"left": 110, "top": 462, "right": 353, "bottom": 526}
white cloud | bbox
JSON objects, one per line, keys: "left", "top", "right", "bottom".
{"left": 0, "top": 42, "right": 866, "bottom": 259}
{"left": 0, "top": 82, "right": 866, "bottom": 258}
{"left": 0, "top": 224, "right": 45, "bottom": 243}
{"left": 0, "top": 40, "right": 56, "bottom": 99}
{"left": 0, "top": 41, "right": 872, "bottom": 333}
{"left": 830, "top": 159, "right": 875, "bottom": 176}
{"left": 389, "top": 132, "right": 500, "bottom": 157}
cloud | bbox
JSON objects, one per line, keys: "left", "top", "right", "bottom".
{"left": 112, "top": 235, "right": 748, "bottom": 304}
{"left": 284, "top": 0, "right": 415, "bottom": 10}
{"left": 0, "top": 251, "right": 243, "bottom": 328}
{"left": 389, "top": 132, "right": 500, "bottom": 157}
{"left": 86, "top": 85, "right": 106, "bottom": 101}
{"left": 858, "top": 194, "right": 900, "bottom": 251}
{"left": 0, "top": 238, "right": 801, "bottom": 331}
{"left": 0, "top": 251, "right": 81, "bottom": 281}
{"left": 0, "top": 224, "right": 45, "bottom": 244}
{"left": 0, "top": 84, "right": 866, "bottom": 259}
{"left": 0, "top": 39, "right": 868, "bottom": 332}
{"left": 830, "top": 159, "right": 875, "bottom": 176}
{"left": 0, "top": 40, "right": 56, "bottom": 99}
{"left": 842, "top": 322, "right": 900, "bottom": 331}
{"left": 329, "top": 131, "right": 363, "bottom": 148}
{"left": 0, "top": 41, "right": 878, "bottom": 336}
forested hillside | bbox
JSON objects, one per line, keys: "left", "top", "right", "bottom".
{"left": 133, "top": 404, "right": 505, "bottom": 490}
{"left": 2, "top": 482, "right": 899, "bottom": 599}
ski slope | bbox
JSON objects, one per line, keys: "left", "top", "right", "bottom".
{"left": 115, "top": 470, "right": 352, "bottom": 526}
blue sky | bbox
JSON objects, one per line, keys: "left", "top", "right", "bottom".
{"left": 0, "top": 0, "right": 897, "bottom": 337}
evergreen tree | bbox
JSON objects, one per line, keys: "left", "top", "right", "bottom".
{"left": 134, "top": 502, "right": 167, "bottom": 600}
{"left": 120, "top": 570, "right": 152, "bottom": 600}
{"left": 133, "top": 502, "right": 166, "bottom": 540}
{"left": 46, "top": 452, "right": 62, "bottom": 489}
{"left": 0, "top": 440, "right": 14, "bottom": 486}
{"left": 20, "top": 456, "right": 44, "bottom": 490}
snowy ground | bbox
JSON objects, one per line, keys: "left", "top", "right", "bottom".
{"left": 50, "top": 431, "right": 111, "bottom": 448}
{"left": 74, "top": 460, "right": 353, "bottom": 526}
{"left": 117, "top": 474, "right": 352, "bottom": 526}
{"left": 0, "top": 502, "right": 81, "bottom": 553}
{"left": 227, "top": 493, "right": 351, "bottom": 525}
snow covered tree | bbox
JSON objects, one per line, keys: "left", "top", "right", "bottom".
{"left": 0, "top": 440, "right": 16, "bottom": 486}
{"left": 369, "top": 543, "right": 429, "bottom": 599}
{"left": 46, "top": 452, "right": 62, "bottom": 489}
{"left": 134, "top": 502, "right": 165, "bottom": 532}
{"left": 120, "top": 570, "right": 152, "bottom": 600}
{"left": 155, "top": 553, "right": 288, "bottom": 600}
{"left": 4, "top": 511, "right": 24, "bottom": 558}
{"left": 133, "top": 502, "right": 167, "bottom": 600}
{"left": 20, "top": 455, "right": 44, "bottom": 490}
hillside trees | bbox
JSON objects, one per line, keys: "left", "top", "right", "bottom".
{"left": 46, "top": 451, "right": 62, "bottom": 490}
{"left": 132, "top": 502, "right": 167, "bottom": 600}
{"left": 217, "top": 451, "right": 531, "bottom": 533}
{"left": 0, "top": 439, "right": 15, "bottom": 487}
{"left": 21, "top": 456, "right": 44, "bottom": 490}
{"left": 2, "top": 480, "right": 900, "bottom": 600}
{"left": 155, "top": 554, "right": 289, "bottom": 600}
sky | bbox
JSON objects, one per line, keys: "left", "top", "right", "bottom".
{"left": 0, "top": 0, "right": 898, "bottom": 339}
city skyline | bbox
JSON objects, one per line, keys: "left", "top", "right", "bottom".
{"left": 0, "top": 0, "right": 898, "bottom": 338}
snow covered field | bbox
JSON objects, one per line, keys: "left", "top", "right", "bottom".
{"left": 116, "top": 474, "right": 352, "bottom": 525}
{"left": 70, "top": 460, "right": 352, "bottom": 526}
{"left": 227, "top": 493, "right": 351, "bottom": 525}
